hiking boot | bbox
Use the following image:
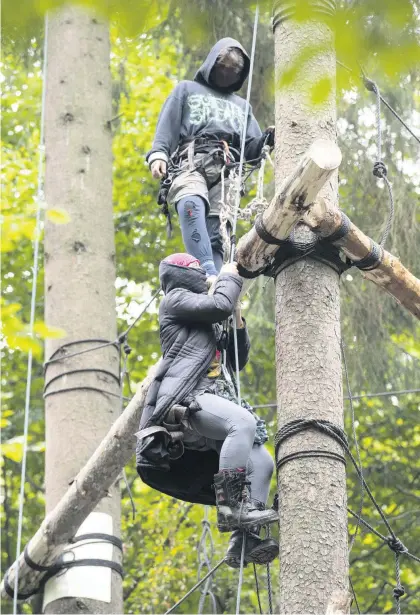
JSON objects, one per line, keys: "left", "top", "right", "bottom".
{"left": 214, "top": 469, "right": 278, "bottom": 532}
{"left": 225, "top": 529, "right": 279, "bottom": 569}
{"left": 225, "top": 499, "right": 279, "bottom": 568}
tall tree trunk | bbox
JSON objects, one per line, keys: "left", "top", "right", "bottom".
{"left": 273, "top": 4, "right": 349, "bottom": 613}
{"left": 43, "top": 6, "right": 122, "bottom": 613}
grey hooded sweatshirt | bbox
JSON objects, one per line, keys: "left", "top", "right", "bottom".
{"left": 146, "top": 37, "right": 266, "bottom": 167}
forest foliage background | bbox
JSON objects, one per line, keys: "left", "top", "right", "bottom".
{"left": 1, "top": 0, "right": 420, "bottom": 613}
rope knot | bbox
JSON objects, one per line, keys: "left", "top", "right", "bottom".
{"left": 363, "top": 76, "right": 378, "bottom": 94}
{"left": 387, "top": 536, "right": 408, "bottom": 554}
{"left": 393, "top": 586, "right": 405, "bottom": 600}
{"left": 373, "top": 161, "right": 387, "bottom": 178}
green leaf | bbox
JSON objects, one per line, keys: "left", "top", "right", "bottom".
{"left": 46, "top": 208, "right": 71, "bottom": 224}
{"left": 2, "top": 437, "right": 24, "bottom": 462}
{"left": 33, "top": 322, "right": 66, "bottom": 339}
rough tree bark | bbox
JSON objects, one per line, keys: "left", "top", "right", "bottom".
{"left": 43, "top": 6, "right": 122, "bottom": 613}
{"left": 273, "top": 3, "right": 349, "bottom": 613}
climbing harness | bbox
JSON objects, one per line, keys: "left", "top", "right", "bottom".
{"left": 157, "top": 135, "right": 241, "bottom": 238}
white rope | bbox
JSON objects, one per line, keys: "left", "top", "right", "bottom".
{"left": 231, "top": 5, "right": 259, "bottom": 407}
{"left": 219, "top": 166, "right": 240, "bottom": 259}
{"left": 231, "top": 5, "right": 260, "bottom": 245}
{"left": 239, "top": 146, "right": 270, "bottom": 221}
{"left": 218, "top": 165, "right": 230, "bottom": 258}
{"left": 235, "top": 533, "right": 247, "bottom": 615}
{"left": 197, "top": 506, "right": 218, "bottom": 614}
{"left": 13, "top": 15, "right": 48, "bottom": 614}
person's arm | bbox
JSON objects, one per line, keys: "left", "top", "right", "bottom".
{"left": 244, "top": 110, "right": 275, "bottom": 161}
{"left": 146, "top": 82, "right": 185, "bottom": 174}
{"left": 166, "top": 269, "right": 243, "bottom": 325}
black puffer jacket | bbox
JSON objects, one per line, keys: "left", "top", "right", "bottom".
{"left": 136, "top": 262, "right": 250, "bottom": 505}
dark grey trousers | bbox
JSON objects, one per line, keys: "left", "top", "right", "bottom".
{"left": 183, "top": 393, "right": 274, "bottom": 504}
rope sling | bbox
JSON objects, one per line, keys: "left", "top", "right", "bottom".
{"left": 218, "top": 144, "right": 273, "bottom": 259}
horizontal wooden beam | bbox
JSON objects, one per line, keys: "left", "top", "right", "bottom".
{"left": 1, "top": 365, "right": 157, "bottom": 601}
{"left": 303, "top": 201, "right": 420, "bottom": 320}
{"left": 236, "top": 138, "right": 342, "bottom": 274}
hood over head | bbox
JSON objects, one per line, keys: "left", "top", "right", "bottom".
{"left": 159, "top": 254, "right": 208, "bottom": 295}
{"left": 194, "top": 37, "right": 250, "bottom": 93}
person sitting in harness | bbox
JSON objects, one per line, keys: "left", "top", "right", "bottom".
{"left": 147, "top": 37, "right": 275, "bottom": 283}
{"left": 135, "top": 253, "right": 279, "bottom": 568}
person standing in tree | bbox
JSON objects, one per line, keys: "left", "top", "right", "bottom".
{"left": 136, "top": 253, "right": 279, "bottom": 568}
{"left": 147, "top": 38, "right": 274, "bottom": 282}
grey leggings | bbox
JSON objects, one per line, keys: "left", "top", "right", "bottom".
{"left": 186, "top": 393, "right": 274, "bottom": 504}
{"left": 177, "top": 196, "right": 224, "bottom": 275}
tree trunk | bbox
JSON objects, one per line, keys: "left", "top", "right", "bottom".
{"left": 43, "top": 6, "right": 122, "bottom": 613}
{"left": 273, "top": 4, "right": 349, "bottom": 613}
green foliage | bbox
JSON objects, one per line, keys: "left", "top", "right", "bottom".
{"left": 1, "top": 3, "right": 420, "bottom": 614}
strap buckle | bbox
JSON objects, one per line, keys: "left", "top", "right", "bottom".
{"left": 218, "top": 329, "right": 229, "bottom": 351}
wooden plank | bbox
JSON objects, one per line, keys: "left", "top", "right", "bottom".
{"left": 236, "top": 138, "right": 342, "bottom": 274}
{"left": 303, "top": 201, "right": 420, "bottom": 320}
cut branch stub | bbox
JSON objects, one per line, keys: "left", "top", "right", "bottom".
{"left": 236, "top": 138, "right": 342, "bottom": 274}
{"left": 303, "top": 205, "right": 420, "bottom": 320}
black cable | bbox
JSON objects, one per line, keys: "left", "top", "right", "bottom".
{"left": 349, "top": 575, "right": 361, "bottom": 615}
{"left": 363, "top": 581, "right": 388, "bottom": 614}
{"left": 276, "top": 419, "right": 420, "bottom": 614}
{"left": 379, "top": 95, "right": 420, "bottom": 145}
{"left": 363, "top": 76, "right": 395, "bottom": 249}
{"left": 348, "top": 388, "right": 420, "bottom": 401}
{"left": 348, "top": 509, "right": 420, "bottom": 584}
{"left": 276, "top": 449, "right": 346, "bottom": 469}
{"left": 252, "top": 387, "right": 420, "bottom": 409}
{"left": 347, "top": 508, "right": 388, "bottom": 543}
{"left": 44, "top": 339, "right": 119, "bottom": 367}
{"left": 44, "top": 289, "right": 161, "bottom": 368}
{"left": 120, "top": 288, "right": 161, "bottom": 340}
{"left": 339, "top": 61, "right": 420, "bottom": 145}
{"left": 44, "top": 368, "right": 121, "bottom": 393}
{"left": 341, "top": 339, "right": 365, "bottom": 553}
{"left": 118, "top": 341, "right": 137, "bottom": 520}
{"left": 275, "top": 419, "right": 397, "bottom": 539}
{"left": 164, "top": 558, "right": 226, "bottom": 614}
{"left": 253, "top": 564, "right": 263, "bottom": 615}
{"left": 405, "top": 551, "right": 420, "bottom": 565}
{"left": 43, "top": 385, "right": 130, "bottom": 401}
